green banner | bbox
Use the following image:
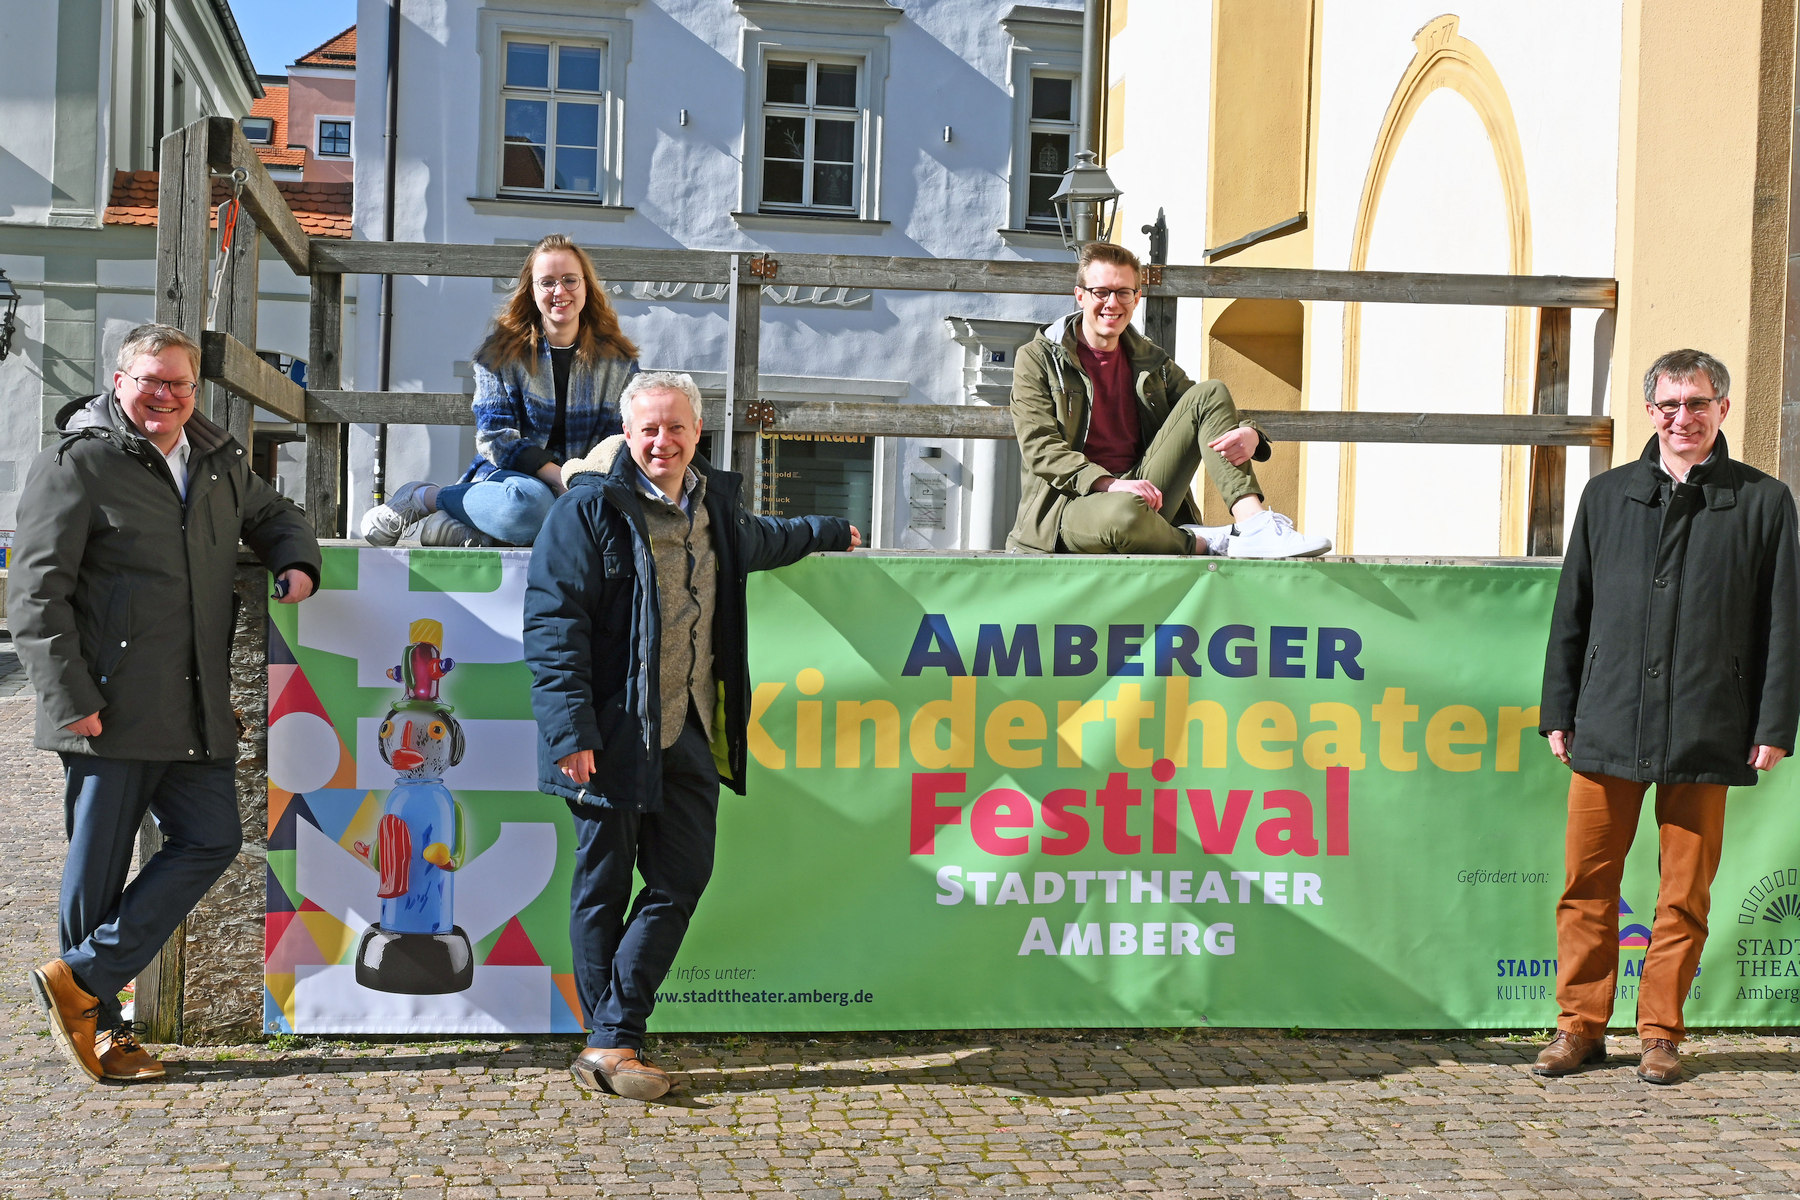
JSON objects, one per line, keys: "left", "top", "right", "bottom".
{"left": 269, "top": 549, "right": 1800, "bottom": 1033}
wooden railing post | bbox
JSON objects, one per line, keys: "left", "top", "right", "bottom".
{"left": 138, "top": 119, "right": 217, "bottom": 1044}
{"left": 307, "top": 272, "right": 346, "bottom": 538}
{"left": 1526, "top": 307, "right": 1572, "bottom": 556}
{"left": 215, "top": 203, "right": 259, "bottom": 448}
{"left": 154, "top": 122, "right": 212, "bottom": 339}
{"left": 725, "top": 253, "right": 763, "bottom": 481}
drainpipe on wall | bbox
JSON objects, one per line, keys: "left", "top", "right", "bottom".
{"left": 374, "top": 0, "right": 402, "bottom": 505}
{"left": 152, "top": 0, "right": 166, "bottom": 169}
{"left": 1075, "top": 0, "right": 1105, "bottom": 243}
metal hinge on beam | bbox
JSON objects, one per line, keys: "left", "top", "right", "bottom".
{"left": 744, "top": 399, "right": 779, "bottom": 430}
{"left": 748, "top": 256, "right": 780, "bottom": 280}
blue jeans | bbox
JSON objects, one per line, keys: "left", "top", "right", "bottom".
{"left": 58, "top": 755, "right": 242, "bottom": 1031}
{"left": 437, "top": 469, "right": 558, "bottom": 546}
{"left": 567, "top": 713, "right": 720, "bottom": 1049}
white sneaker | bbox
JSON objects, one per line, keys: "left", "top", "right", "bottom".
{"left": 417, "top": 510, "right": 498, "bottom": 548}
{"left": 1179, "top": 523, "right": 1235, "bottom": 555}
{"left": 1224, "top": 510, "right": 1331, "bottom": 559}
{"left": 359, "top": 481, "right": 436, "bottom": 546}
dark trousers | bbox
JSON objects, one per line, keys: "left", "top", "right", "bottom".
{"left": 568, "top": 714, "right": 720, "bottom": 1049}
{"left": 58, "top": 754, "right": 242, "bottom": 1031}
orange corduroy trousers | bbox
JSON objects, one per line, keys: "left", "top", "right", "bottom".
{"left": 1553, "top": 771, "right": 1727, "bottom": 1043}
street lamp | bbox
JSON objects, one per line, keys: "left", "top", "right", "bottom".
{"left": 0, "top": 267, "right": 17, "bottom": 362}
{"left": 1050, "top": 150, "right": 1123, "bottom": 251}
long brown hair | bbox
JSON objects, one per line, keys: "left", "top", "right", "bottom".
{"left": 476, "top": 233, "right": 639, "bottom": 372}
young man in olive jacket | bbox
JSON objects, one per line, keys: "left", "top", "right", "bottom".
{"left": 1006, "top": 241, "right": 1329, "bottom": 559}
{"left": 1535, "top": 348, "right": 1799, "bottom": 1085}
{"left": 9, "top": 324, "right": 321, "bottom": 1083}
{"left": 523, "top": 371, "right": 858, "bottom": 1100}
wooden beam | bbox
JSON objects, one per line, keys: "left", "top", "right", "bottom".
{"left": 153, "top": 122, "right": 211, "bottom": 338}
{"left": 1253, "top": 410, "right": 1607, "bottom": 447}
{"left": 1152, "top": 265, "right": 1616, "bottom": 309}
{"left": 211, "top": 204, "right": 259, "bottom": 446}
{"left": 307, "top": 273, "right": 346, "bottom": 538}
{"left": 206, "top": 117, "right": 311, "bottom": 275}
{"left": 305, "top": 390, "right": 1614, "bottom": 447}
{"left": 312, "top": 241, "right": 732, "bottom": 283}
{"left": 309, "top": 239, "right": 1618, "bottom": 309}
{"left": 1527, "top": 307, "right": 1573, "bottom": 556}
{"left": 200, "top": 331, "right": 307, "bottom": 423}
{"left": 307, "top": 389, "right": 470, "bottom": 425}
{"left": 142, "top": 117, "right": 208, "bottom": 1046}
{"left": 722, "top": 254, "right": 762, "bottom": 474}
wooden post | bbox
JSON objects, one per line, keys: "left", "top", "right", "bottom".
{"left": 1526, "top": 307, "right": 1572, "bottom": 556}
{"left": 307, "top": 272, "right": 346, "bottom": 538}
{"left": 154, "top": 122, "right": 212, "bottom": 340}
{"left": 724, "top": 254, "right": 762, "bottom": 476}
{"left": 214, "top": 202, "right": 259, "bottom": 448}
{"left": 137, "top": 119, "right": 214, "bottom": 1043}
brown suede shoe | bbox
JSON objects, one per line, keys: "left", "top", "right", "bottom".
{"left": 571, "top": 1047, "right": 671, "bottom": 1100}
{"left": 96, "top": 1027, "right": 165, "bottom": 1082}
{"left": 31, "top": 959, "right": 102, "bottom": 1082}
{"left": 1532, "top": 1030, "right": 1606, "bottom": 1076}
{"left": 1637, "top": 1037, "right": 1683, "bottom": 1085}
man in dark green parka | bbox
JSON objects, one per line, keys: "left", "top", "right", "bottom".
{"left": 9, "top": 324, "right": 321, "bottom": 1084}
{"left": 1534, "top": 349, "right": 1799, "bottom": 1085}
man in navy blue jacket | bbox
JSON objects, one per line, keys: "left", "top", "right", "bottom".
{"left": 523, "top": 371, "right": 858, "bottom": 1099}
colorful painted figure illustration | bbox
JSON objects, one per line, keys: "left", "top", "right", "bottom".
{"left": 353, "top": 619, "right": 475, "bottom": 994}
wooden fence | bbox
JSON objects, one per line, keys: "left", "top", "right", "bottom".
{"left": 159, "top": 116, "right": 1612, "bottom": 558}
{"left": 142, "top": 117, "right": 1614, "bottom": 1039}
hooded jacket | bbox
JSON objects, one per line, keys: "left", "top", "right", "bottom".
{"left": 1540, "top": 433, "right": 1800, "bottom": 787}
{"left": 8, "top": 394, "right": 322, "bottom": 761}
{"left": 1006, "top": 313, "right": 1268, "bottom": 553}
{"left": 523, "top": 435, "right": 852, "bottom": 810}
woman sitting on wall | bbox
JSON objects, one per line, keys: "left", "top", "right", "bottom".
{"left": 361, "top": 233, "right": 640, "bottom": 547}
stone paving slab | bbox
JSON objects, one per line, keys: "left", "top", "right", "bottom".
{"left": 4, "top": 689, "right": 1800, "bottom": 1198}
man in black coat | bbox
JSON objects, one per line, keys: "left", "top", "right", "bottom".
{"left": 1535, "top": 348, "right": 1800, "bottom": 1084}
{"left": 10, "top": 323, "right": 321, "bottom": 1083}
{"left": 523, "top": 371, "right": 858, "bottom": 1100}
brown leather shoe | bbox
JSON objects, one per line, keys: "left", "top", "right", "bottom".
{"left": 31, "top": 959, "right": 102, "bottom": 1082}
{"left": 571, "top": 1047, "right": 671, "bottom": 1100}
{"left": 1637, "top": 1037, "right": 1683, "bottom": 1084}
{"left": 1532, "top": 1030, "right": 1606, "bottom": 1076}
{"left": 96, "top": 1027, "right": 165, "bottom": 1082}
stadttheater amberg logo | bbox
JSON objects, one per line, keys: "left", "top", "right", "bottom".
{"left": 1735, "top": 867, "right": 1800, "bottom": 994}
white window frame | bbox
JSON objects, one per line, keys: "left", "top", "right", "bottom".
{"left": 1003, "top": 7, "right": 1082, "bottom": 236}
{"left": 475, "top": 3, "right": 634, "bottom": 207}
{"left": 241, "top": 116, "right": 274, "bottom": 144}
{"left": 753, "top": 54, "right": 866, "bottom": 215}
{"left": 1019, "top": 70, "right": 1079, "bottom": 232}
{"left": 315, "top": 116, "right": 352, "bottom": 158}
{"left": 735, "top": 1, "right": 900, "bottom": 223}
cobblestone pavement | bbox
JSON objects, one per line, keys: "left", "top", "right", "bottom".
{"left": 5, "top": 690, "right": 1800, "bottom": 1198}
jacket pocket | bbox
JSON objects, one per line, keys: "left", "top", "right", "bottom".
{"left": 93, "top": 584, "right": 132, "bottom": 682}
{"left": 1574, "top": 645, "right": 1599, "bottom": 706}
{"left": 1732, "top": 656, "right": 1750, "bottom": 725}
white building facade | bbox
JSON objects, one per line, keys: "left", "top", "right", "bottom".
{"left": 350, "top": 0, "right": 1087, "bottom": 549}
{"left": 1102, "top": 1, "right": 1625, "bottom": 557}
{"left": 0, "top": 0, "right": 343, "bottom": 530}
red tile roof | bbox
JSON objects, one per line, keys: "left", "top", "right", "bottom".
{"left": 297, "top": 27, "right": 356, "bottom": 68}
{"left": 103, "top": 170, "right": 354, "bottom": 239}
{"left": 247, "top": 85, "right": 304, "bottom": 170}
